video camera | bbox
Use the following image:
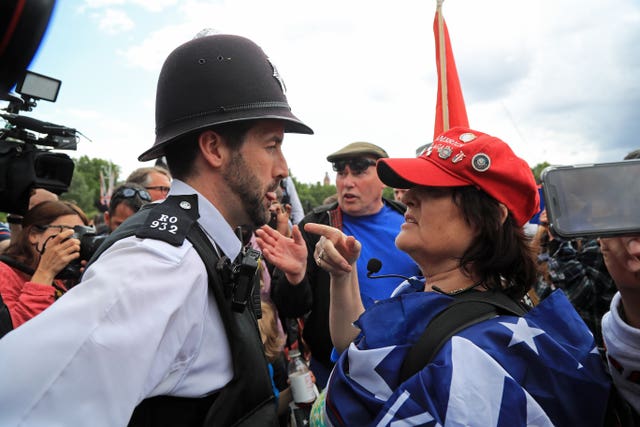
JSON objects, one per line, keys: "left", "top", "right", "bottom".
{"left": 1, "top": 0, "right": 77, "bottom": 216}
{"left": 0, "top": 71, "right": 78, "bottom": 215}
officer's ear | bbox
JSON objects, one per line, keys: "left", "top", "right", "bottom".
{"left": 198, "top": 130, "right": 226, "bottom": 168}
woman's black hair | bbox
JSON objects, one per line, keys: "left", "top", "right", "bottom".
{"left": 452, "top": 186, "right": 537, "bottom": 299}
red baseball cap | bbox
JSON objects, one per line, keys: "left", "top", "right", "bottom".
{"left": 377, "top": 127, "right": 539, "bottom": 227}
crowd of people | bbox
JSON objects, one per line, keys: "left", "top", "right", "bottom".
{"left": 0, "top": 32, "right": 638, "bottom": 427}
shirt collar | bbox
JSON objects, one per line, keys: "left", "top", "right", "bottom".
{"left": 168, "top": 179, "right": 242, "bottom": 260}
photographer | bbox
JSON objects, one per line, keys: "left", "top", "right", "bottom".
{"left": 5, "top": 188, "right": 59, "bottom": 247}
{"left": 0, "top": 200, "right": 88, "bottom": 329}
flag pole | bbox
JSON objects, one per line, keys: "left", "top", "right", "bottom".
{"left": 436, "top": 0, "right": 449, "bottom": 132}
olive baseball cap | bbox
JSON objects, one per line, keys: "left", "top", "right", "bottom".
{"left": 326, "top": 142, "right": 389, "bottom": 162}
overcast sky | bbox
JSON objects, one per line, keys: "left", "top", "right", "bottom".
{"left": 8, "top": 0, "right": 640, "bottom": 184}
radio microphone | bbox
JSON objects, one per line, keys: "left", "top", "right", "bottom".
{"left": 366, "top": 258, "right": 424, "bottom": 292}
{"left": 366, "top": 258, "right": 412, "bottom": 281}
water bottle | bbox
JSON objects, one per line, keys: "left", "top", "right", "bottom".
{"left": 287, "top": 349, "right": 316, "bottom": 406}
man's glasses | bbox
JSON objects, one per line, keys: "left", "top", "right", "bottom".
{"left": 332, "top": 158, "right": 377, "bottom": 175}
{"left": 113, "top": 187, "right": 152, "bottom": 202}
{"left": 145, "top": 186, "right": 170, "bottom": 195}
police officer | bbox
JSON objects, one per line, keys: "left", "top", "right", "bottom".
{"left": 0, "top": 33, "right": 312, "bottom": 427}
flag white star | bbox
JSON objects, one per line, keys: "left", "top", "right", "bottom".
{"left": 348, "top": 343, "right": 395, "bottom": 400}
{"left": 499, "top": 318, "right": 545, "bottom": 355}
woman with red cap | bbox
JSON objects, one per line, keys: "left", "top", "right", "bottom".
{"left": 263, "top": 127, "right": 612, "bottom": 426}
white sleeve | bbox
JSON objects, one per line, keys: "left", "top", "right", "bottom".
{"left": 602, "top": 292, "right": 640, "bottom": 414}
{"left": 284, "top": 178, "right": 305, "bottom": 225}
{"left": 0, "top": 236, "right": 232, "bottom": 427}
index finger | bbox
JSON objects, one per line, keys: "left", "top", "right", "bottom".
{"left": 304, "top": 223, "right": 341, "bottom": 241}
{"left": 53, "top": 229, "right": 76, "bottom": 242}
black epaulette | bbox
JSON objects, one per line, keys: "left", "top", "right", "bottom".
{"left": 135, "top": 195, "right": 200, "bottom": 246}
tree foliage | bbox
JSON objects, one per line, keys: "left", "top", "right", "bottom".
{"left": 291, "top": 176, "right": 336, "bottom": 213}
{"left": 61, "top": 156, "right": 120, "bottom": 219}
{"left": 531, "top": 162, "right": 551, "bottom": 183}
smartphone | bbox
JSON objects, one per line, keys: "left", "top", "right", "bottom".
{"left": 540, "top": 160, "right": 640, "bottom": 238}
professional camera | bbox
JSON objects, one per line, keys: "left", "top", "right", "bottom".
{"left": 1, "top": 71, "right": 79, "bottom": 215}
{"left": 1, "top": 0, "right": 78, "bottom": 216}
{"left": 57, "top": 225, "right": 108, "bottom": 281}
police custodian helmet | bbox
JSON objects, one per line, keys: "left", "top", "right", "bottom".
{"left": 138, "top": 33, "right": 313, "bottom": 162}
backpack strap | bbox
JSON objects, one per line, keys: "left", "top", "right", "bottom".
{"left": 399, "top": 290, "right": 527, "bottom": 383}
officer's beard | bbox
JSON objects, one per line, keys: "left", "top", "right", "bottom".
{"left": 222, "top": 150, "right": 273, "bottom": 227}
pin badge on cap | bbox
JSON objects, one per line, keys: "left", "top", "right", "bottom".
{"left": 425, "top": 145, "right": 434, "bottom": 156}
{"left": 452, "top": 151, "right": 466, "bottom": 163}
{"left": 459, "top": 132, "right": 477, "bottom": 143}
{"left": 438, "top": 146, "right": 452, "bottom": 160}
{"left": 180, "top": 201, "right": 192, "bottom": 210}
{"left": 472, "top": 153, "right": 491, "bottom": 172}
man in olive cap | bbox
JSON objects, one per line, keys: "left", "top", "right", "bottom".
{"left": 0, "top": 33, "right": 311, "bottom": 427}
{"left": 257, "top": 142, "right": 420, "bottom": 387}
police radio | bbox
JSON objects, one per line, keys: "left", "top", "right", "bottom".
{"left": 230, "top": 246, "right": 262, "bottom": 313}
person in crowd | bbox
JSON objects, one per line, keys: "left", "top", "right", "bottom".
{"left": 256, "top": 141, "right": 421, "bottom": 388}
{"left": 268, "top": 185, "right": 294, "bottom": 239}
{"left": 532, "top": 208, "right": 616, "bottom": 348}
{"left": 600, "top": 235, "right": 640, "bottom": 417}
{"left": 103, "top": 183, "right": 152, "bottom": 233}
{"left": 5, "top": 188, "right": 58, "bottom": 246}
{"left": 258, "top": 277, "right": 294, "bottom": 425}
{"left": 0, "top": 200, "right": 89, "bottom": 329}
{"left": 600, "top": 147, "right": 640, "bottom": 417}
{"left": 125, "top": 165, "right": 172, "bottom": 201}
{"left": 91, "top": 212, "right": 109, "bottom": 235}
{"left": 393, "top": 187, "right": 407, "bottom": 202}
{"left": 0, "top": 33, "right": 312, "bottom": 427}
{"left": 263, "top": 127, "right": 611, "bottom": 426}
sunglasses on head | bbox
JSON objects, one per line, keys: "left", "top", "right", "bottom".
{"left": 332, "top": 158, "right": 377, "bottom": 175}
{"left": 113, "top": 187, "right": 152, "bottom": 202}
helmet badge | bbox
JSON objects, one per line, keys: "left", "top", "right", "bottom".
{"left": 268, "top": 58, "right": 287, "bottom": 94}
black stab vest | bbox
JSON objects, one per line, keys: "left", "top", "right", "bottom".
{"left": 89, "top": 195, "right": 277, "bottom": 427}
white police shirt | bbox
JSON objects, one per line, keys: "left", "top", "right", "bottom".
{"left": 0, "top": 179, "right": 239, "bottom": 427}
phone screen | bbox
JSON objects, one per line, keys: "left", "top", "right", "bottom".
{"left": 541, "top": 160, "right": 640, "bottom": 238}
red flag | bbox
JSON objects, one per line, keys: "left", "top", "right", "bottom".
{"left": 433, "top": 7, "right": 468, "bottom": 140}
